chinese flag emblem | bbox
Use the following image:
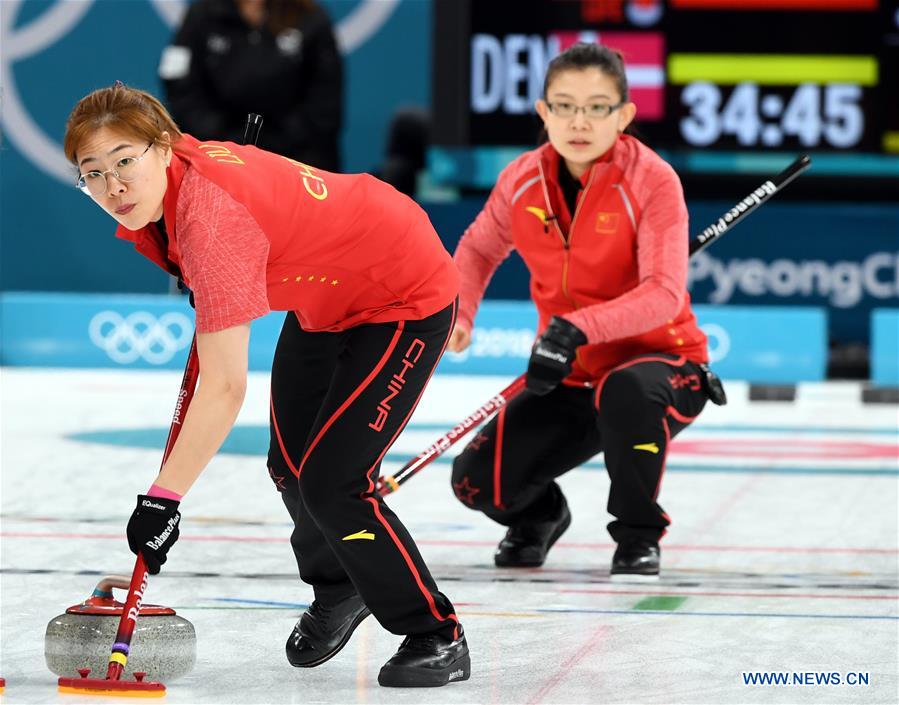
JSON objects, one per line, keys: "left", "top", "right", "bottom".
{"left": 596, "top": 212, "right": 620, "bottom": 234}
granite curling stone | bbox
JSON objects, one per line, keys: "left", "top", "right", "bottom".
{"left": 45, "top": 575, "right": 196, "bottom": 681}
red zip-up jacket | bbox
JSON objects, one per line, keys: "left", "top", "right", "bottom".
{"left": 116, "top": 134, "right": 458, "bottom": 332}
{"left": 454, "top": 135, "right": 707, "bottom": 386}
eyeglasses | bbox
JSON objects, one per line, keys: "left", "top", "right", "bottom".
{"left": 76, "top": 143, "right": 154, "bottom": 196}
{"left": 546, "top": 102, "right": 624, "bottom": 120}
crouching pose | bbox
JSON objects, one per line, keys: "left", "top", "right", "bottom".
{"left": 449, "top": 44, "right": 719, "bottom": 579}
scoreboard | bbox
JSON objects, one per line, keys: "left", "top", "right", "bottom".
{"left": 431, "top": 0, "right": 899, "bottom": 192}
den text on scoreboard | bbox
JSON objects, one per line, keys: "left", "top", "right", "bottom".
{"left": 432, "top": 0, "right": 896, "bottom": 158}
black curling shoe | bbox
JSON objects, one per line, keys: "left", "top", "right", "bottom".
{"left": 378, "top": 628, "right": 471, "bottom": 687}
{"left": 286, "top": 593, "right": 371, "bottom": 667}
{"left": 610, "top": 538, "right": 660, "bottom": 581}
{"left": 494, "top": 498, "right": 571, "bottom": 567}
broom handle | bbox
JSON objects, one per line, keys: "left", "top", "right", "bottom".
{"left": 105, "top": 339, "right": 200, "bottom": 680}
{"left": 105, "top": 114, "right": 264, "bottom": 681}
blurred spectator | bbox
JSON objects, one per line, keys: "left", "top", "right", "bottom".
{"left": 159, "top": 0, "right": 343, "bottom": 170}
{"left": 379, "top": 107, "right": 429, "bottom": 197}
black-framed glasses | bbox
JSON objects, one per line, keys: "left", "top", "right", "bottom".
{"left": 546, "top": 102, "right": 624, "bottom": 120}
{"left": 76, "top": 142, "right": 154, "bottom": 196}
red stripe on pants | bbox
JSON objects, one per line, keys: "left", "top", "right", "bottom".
{"left": 296, "top": 322, "right": 405, "bottom": 479}
{"left": 362, "top": 301, "right": 460, "bottom": 634}
{"left": 493, "top": 406, "right": 507, "bottom": 510}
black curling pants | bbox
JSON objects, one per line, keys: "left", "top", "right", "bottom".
{"left": 451, "top": 353, "right": 708, "bottom": 544}
{"left": 267, "top": 302, "right": 459, "bottom": 640}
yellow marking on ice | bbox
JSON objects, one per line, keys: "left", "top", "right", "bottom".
{"left": 633, "top": 442, "right": 660, "bottom": 454}
{"left": 463, "top": 610, "right": 547, "bottom": 618}
{"left": 355, "top": 616, "right": 369, "bottom": 701}
{"left": 58, "top": 685, "right": 165, "bottom": 698}
{"left": 342, "top": 530, "right": 375, "bottom": 541}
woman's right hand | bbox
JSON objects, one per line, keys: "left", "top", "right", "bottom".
{"left": 448, "top": 325, "right": 472, "bottom": 353}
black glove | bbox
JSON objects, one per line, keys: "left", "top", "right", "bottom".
{"left": 126, "top": 495, "right": 181, "bottom": 575}
{"left": 526, "top": 316, "right": 588, "bottom": 396}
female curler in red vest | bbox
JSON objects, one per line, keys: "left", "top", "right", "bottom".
{"left": 449, "top": 43, "right": 721, "bottom": 581}
{"left": 64, "top": 82, "right": 468, "bottom": 688}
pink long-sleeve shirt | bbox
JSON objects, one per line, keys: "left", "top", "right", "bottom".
{"left": 453, "top": 135, "right": 707, "bottom": 385}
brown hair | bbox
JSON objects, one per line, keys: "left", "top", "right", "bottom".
{"left": 64, "top": 82, "right": 182, "bottom": 165}
{"left": 543, "top": 42, "right": 629, "bottom": 102}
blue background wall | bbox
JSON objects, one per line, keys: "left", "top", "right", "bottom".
{"left": 0, "top": 294, "right": 830, "bottom": 384}
{"left": 1, "top": 0, "right": 429, "bottom": 293}
{"left": 424, "top": 199, "right": 898, "bottom": 346}
{"left": 1, "top": 0, "right": 896, "bottom": 349}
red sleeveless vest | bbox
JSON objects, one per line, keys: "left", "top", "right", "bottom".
{"left": 116, "top": 135, "right": 457, "bottom": 331}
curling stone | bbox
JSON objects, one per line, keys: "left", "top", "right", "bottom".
{"left": 45, "top": 575, "right": 195, "bottom": 682}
